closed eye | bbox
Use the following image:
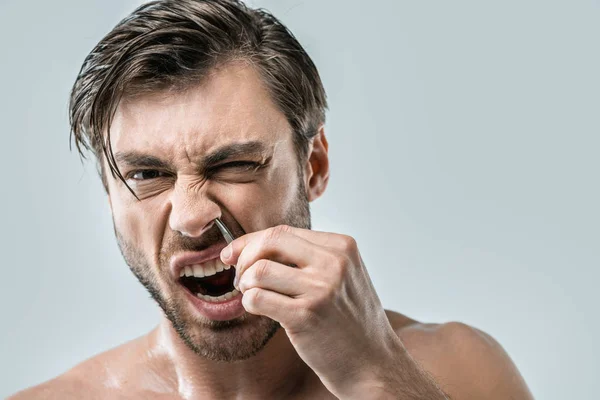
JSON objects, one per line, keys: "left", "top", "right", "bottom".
{"left": 206, "top": 161, "right": 266, "bottom": 182}
{"left": 214, "top": 161, "right": 260, "bottom": 170}
{"left": 126, "top": 162, "right": 263, "bottom": 182}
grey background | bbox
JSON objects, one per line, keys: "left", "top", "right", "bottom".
{"left": 1, "top": 0, "right": 598, "bottom": 398}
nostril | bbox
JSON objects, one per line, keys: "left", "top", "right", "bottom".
{"left": 176, "top": 220, "right": 216, "bottom": 238}
{"left": 202, "top": 220, "right": 216, "bottom": 232}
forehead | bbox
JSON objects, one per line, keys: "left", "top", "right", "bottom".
{"left": 109, "top": 62, "right": 291, "bottom": 161}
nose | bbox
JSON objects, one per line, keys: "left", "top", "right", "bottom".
{"left": 168, "top": 181, "right": 220, "bottom": 238}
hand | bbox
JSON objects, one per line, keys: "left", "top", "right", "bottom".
{"left": 220, "top": 225, "right": 404, "bottom": 399}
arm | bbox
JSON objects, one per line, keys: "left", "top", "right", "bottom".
{"left": 388, "top": 322, "right": 534, "bottom": 400}
{"left": 355, "top": 340, "right": 451, "bottom": 399}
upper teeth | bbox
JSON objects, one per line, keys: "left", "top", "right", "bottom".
{"left": 180, "top": 258, "right": 231, "bottom": 278}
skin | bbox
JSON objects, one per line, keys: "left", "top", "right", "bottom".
{"left": 10, "top": 62, "right": 534, "bottom": 400}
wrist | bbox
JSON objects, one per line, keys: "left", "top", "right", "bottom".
{"left": 333, "top": 345, "right": 404, "bottom": 399}
{"left": 334, "top": 337, "right": 445, "bottom": 400}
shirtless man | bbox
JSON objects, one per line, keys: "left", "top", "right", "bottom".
{"left": 10, "top": 1, "right": 534, "bottom": 399}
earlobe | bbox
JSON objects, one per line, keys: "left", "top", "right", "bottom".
{"left": 305, "top": 126, "right": 330, "bottom": 202}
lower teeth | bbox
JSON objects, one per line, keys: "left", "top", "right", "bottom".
{"left": 196, "top": 289, "right": 240, "bottom": 302}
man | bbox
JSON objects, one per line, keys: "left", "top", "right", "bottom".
{"left": 11, "top": 0, "right": 533, "bottom": 398}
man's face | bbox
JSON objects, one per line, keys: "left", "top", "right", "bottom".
{"left": 105, "top": 63, "right": 311, "bottom": 361}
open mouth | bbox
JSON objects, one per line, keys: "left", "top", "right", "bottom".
{"left": 178, "top": 258, "right": 239, "bottom": 302}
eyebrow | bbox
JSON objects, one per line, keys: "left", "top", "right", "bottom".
{"left": 114, "top": 140, "right": 271, "bottom": 171}
{"left": 202, "top": 141, "right": 269, "bottom": 166}
{"left": 114, "top": 153, "right": 169, "bottom": 170}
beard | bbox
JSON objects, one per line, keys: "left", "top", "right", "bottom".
{"left": 114, "top": 179, "right": 311, "bottom": 362}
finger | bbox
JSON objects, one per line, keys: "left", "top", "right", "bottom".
{"left": 241, "top": 287, "right": 306, "bottom": 329}
{"left": 220, "top": 225, "right": 353, "bottom": 266}
{"left": 280, "top": 226, "right": 355, "bottom": 250}
{"left": 224, "top": 226, "right": 330, "bottom": 278}
{"left": 237, "top": 259, "right": 310, "bottom": 297}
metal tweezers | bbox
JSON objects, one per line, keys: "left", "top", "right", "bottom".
{"left": 214, "top": 217, "right": 235, "bottom": 245}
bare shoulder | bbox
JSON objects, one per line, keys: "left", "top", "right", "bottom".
{"left": 7, "top": 374, "right": 101, "bottom": 400}
{"left": 384, "top": 310, "right": 534, "bottom": 400}
{"left": 7, "top": 335, "right": 153, "bottom": 400}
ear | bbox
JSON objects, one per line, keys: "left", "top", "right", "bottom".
{"left": 303, "top": 125, "right": 330, "bottom": 202}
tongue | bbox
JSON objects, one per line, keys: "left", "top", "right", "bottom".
{"left": 197, "top": 268, "right": 236, "bottom": 297}
{"left": 201, "top": 269, "right": 233, "bottom": 286}
{"left": 180, "top": 268, "right": 236, "bottom": 297}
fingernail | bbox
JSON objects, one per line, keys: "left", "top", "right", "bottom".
{"left": 221, "top": 244, "right": 232, "bottom": 261}
{"left": 233, "top": 268, "right": 240, "bottom": 290}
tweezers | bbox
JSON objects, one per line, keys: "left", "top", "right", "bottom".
{"left": 214, "top": 217, "right": 235, "bottom": 244}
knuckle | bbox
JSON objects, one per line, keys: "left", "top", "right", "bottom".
{"left": 253, "top": 259, "right": 270, "bottom": 283}
{"left": 330, "top": 253, "right": 349, "bottom": 275}
{"left": 236, "top": 254, "right": 249, "bottom": 274}
{"left": 312, "top": 277, "right": 329, "bottom": 292}
{"left": 339, "top": 235, "right": 358, "bottom": 252}
{"left": 265, "top": 225, "right": 290, "bottom": 242}
{"left": 243, "top": 288, "right": 261, "bottom": 309}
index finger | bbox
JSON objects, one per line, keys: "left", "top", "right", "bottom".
{"left": 219, "top": 224, "right": 352, "bottom": 265}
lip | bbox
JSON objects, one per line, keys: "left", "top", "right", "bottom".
{"left": 169, "top": 243, "right": 228, "bottom": 279}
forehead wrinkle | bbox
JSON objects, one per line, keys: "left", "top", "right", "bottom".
{"left": 110, "top": 64, "right": 293, "bottom": 173}
{"left": 114, "top": 138, "right": 282, "bottom": 179}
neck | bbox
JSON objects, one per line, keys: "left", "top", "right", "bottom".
{"left": 148, "top": 316, "right": 315, "bottom": 399}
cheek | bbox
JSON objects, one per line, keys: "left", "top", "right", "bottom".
{"left": 112, "top": 205, "right": 143, "bottom": 248}
{"left": 111, "top": 195, "right": 166, "bottom": 262}
{"left": 213, "top": 163, "right": 300, "bottom": 232}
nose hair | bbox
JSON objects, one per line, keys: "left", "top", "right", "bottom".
{"left": 168, "top": 184, "right": 220, "bottom": 238}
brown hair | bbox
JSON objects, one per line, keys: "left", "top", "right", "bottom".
{"left": 69, "top": 0, "right": 327, "bottom": 194}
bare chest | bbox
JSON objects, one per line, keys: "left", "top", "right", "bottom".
{"left": 90, "top": 382, "right": 338, "bottom": 400}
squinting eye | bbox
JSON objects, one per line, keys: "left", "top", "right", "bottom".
{"left": 130, "top": 170, "right": 165, "bottom": 180}
{"left": 215, "top": 161, "right": 260, "bottom": 170}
